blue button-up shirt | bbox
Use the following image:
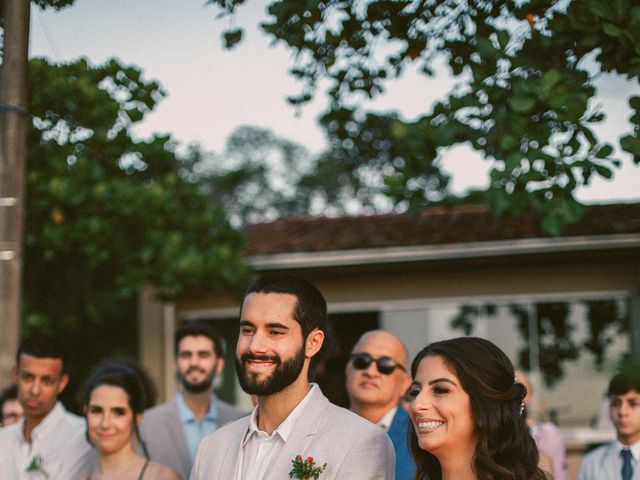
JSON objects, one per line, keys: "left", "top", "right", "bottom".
{"left": 176, "top": 393, "right": 219, "bottom": 461}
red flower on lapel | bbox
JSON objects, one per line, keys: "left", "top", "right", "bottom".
{"left": 289, "top": 454, "right": 327, "bottom": 479}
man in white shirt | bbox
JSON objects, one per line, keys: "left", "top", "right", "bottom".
{"left": 191, "top": 275, "right": 395, "bottom": 480}
{"left": 0, "top": 334, "right": 94, "bottom": 479}
{"left": 345, "top": 330, "right": 416, "bottom": 480}
{"left": 579, "top": 366, "right": 640, "bottom": 480}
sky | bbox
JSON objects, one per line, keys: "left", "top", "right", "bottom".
{"left": 28, "top": 0, "right": 640, "bottom": 203}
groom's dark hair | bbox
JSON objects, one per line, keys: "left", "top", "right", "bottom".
{"left": 241, "top": 275, "right": 328, "bottom": 340}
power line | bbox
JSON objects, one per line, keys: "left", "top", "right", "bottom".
{"left": 36, "top": 9, "right": 62, "bottom": 60}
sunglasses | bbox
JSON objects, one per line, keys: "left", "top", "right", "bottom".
{"left": 349, "top": 352, "right": 405, "bottom": 375}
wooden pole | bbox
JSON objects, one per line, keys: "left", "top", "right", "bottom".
{"left": 0, "top": 0, "right": 30, "bottom": 379}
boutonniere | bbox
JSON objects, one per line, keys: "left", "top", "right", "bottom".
{"left": 289, "top": 454, "right": 327, "bottom": 479}
{"left": 26, "top": 454, "right": 49, "bottom": 478}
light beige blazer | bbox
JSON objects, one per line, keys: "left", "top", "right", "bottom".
{"left": 190, "top": 386, "right": 395, "bottom": 479}
{"left": 140, "top": 397, "right": 247, "bottom": 480}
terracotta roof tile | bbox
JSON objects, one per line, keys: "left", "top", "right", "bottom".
{"left": 243, "top": 203, "right": 640, "bottom": 256}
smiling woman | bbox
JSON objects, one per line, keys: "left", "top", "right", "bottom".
{"left": 407, "top": 337, "right": 549, "bottom": 480}
{"left": 82, "top": 363, "right": 181, "bottom": 480}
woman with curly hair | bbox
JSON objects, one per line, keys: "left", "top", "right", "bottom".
{"left": 407, "top": 337, "right": 548, "bottom": 480}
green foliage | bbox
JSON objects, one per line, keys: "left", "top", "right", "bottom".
{"left": 621, "top": 95, "right": 640, "bottom": 164}
{"left": 208, "top": 0, "right": 640, "bottom": 233}
{"left": 32, "top": 0, "right": 76, "bottom": 10}
{"left": 512, "top": 303, "right": 580, "bottom": 386}
{"left": 24, "top": 57, "right": 249, "bottom": 402}
{"left": 1, "top": 0, "right": 75, "bottom": 29}
{"left": 189, "top": 124, "right": 398, "bottom": 225}
{"left": 189, "top": 126, "right": 315, "bottom": 226}
{"left": 223, "top": 28, "right": 244, "bottom": 49}
{"left": 319, "top": 107, "right": 451, "bottom": 209}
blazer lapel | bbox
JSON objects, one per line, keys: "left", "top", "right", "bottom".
{"left": 168, "top": 401, "right": 192, "bottom": 475}
{"left": 387, "top": 406, "right": 406, "bottom": 445}
{"left": 221, "top": 417, "right": 251, "bottom": 480}
{"left": 266, "top": 387, "right": 330, "bottom": 480}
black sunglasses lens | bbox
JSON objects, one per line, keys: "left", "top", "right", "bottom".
{"left": 376, "top": 358, "right": 398, "bottom": 375}
{"left": 351, "top": 354, "right": 399, "bottom": 375}
{"left": 352, "top": 354, "right": 373, "bottom": 370}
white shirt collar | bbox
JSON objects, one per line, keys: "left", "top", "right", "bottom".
{"left": 21, "top": 402, "right": 67, "bottom": 443}
{"left": 376, "top": 406, "right": 398, "bottom": 432}
{"left": 243, "top": 383, "right": 318, "bottom": 445}
{"left": 615, "top": 439, "right": 640, "bottom": 461}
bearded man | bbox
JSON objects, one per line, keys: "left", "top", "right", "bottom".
{"left": 191, "top": 275, "right": 395, "bottom": 480}
{"left": 140, "top": 321, "right": 246, "bottom": 479}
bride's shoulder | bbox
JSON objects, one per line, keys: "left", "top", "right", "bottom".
{"left": 146, "top": 461, "right": 182, "bottom": 480}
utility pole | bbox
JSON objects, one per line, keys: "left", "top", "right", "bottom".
{"left": 0, "top": 0, "right": 30, "bottom": 381}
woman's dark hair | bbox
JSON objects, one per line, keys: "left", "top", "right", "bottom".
{"left": 82, "top": 362, "right": 149, "bottom": 457}
{"left": 409, "top": 337, "right": 546, "bottom": 480}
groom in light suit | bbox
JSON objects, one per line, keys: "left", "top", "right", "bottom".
{"left": 579, "top": 366, "right": 640, "bottom": 480}
{"left": 191, "top": 275, "right": 395, "bottom": 480}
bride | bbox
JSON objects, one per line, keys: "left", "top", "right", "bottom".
{"left": 407, "top": 337, "right": 549, "bottom": 480}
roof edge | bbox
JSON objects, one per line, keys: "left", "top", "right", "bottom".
{"left": 246, "top": 233, "right": 640, "bottom": 270}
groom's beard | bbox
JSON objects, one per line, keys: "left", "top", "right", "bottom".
{"left": 235, "top": 346, "right": 305, "bottom": 396}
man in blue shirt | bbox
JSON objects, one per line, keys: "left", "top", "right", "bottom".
{"left": 579, "top": 366, "right": 640, "bottom": 480}
{"left": 139, "top": 322, "right": 246, "bottom": 479}
{"left": 345, "top": 330, "right": 416, "bottom": 480}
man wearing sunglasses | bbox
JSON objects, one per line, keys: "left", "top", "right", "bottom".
{"left": 345, "top": 330, "right": 416, "bottom": 480}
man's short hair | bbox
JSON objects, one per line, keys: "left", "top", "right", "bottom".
{"left": 609, "top": 364, "right": 640, "bottom": 396}
{"left": 0, "top": 384, "right": 18, "bottom": 409}
{"left": 174, "top": 321, "right": 226, "bottom": 358}
{"left": 241, "top": 274, "right": 328, "bottom": 340}
{"left": 16, "top": 334, "right": 66, "bottom": 371}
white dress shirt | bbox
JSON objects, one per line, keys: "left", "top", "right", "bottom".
{"left": 376, "top": 406, "right": 398, "bottom": 432}
{"left": 579, "top": 438, "right": 640, "bottom": 480}
{"left": 0, "top": 402, "right": 94, "bottom": 480}
{"left": 615, "top": 440, "right": 640, "bottom": 474}
{"left": 238, "top": 384, "right": 317, "bottom": 480}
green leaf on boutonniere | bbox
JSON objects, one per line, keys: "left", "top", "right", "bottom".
{"left": 26, "top": 455, "right": 49, "bottom": 478}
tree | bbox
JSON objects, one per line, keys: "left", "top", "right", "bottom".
{"left": 186, "top": 126, "right": 315, "bottom": 226}
{"left": 209, "top": 0, "right": 640, "bottom": 233}
{"left": 23, "top": 57, "right": 249, "bottom": 402}
{"left": 187, "top": 124, "right": 402, "bottom": 226}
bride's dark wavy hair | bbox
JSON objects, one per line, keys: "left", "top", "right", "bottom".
{"left": 409, "top": 337, "right": 547, "bottom": 480}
